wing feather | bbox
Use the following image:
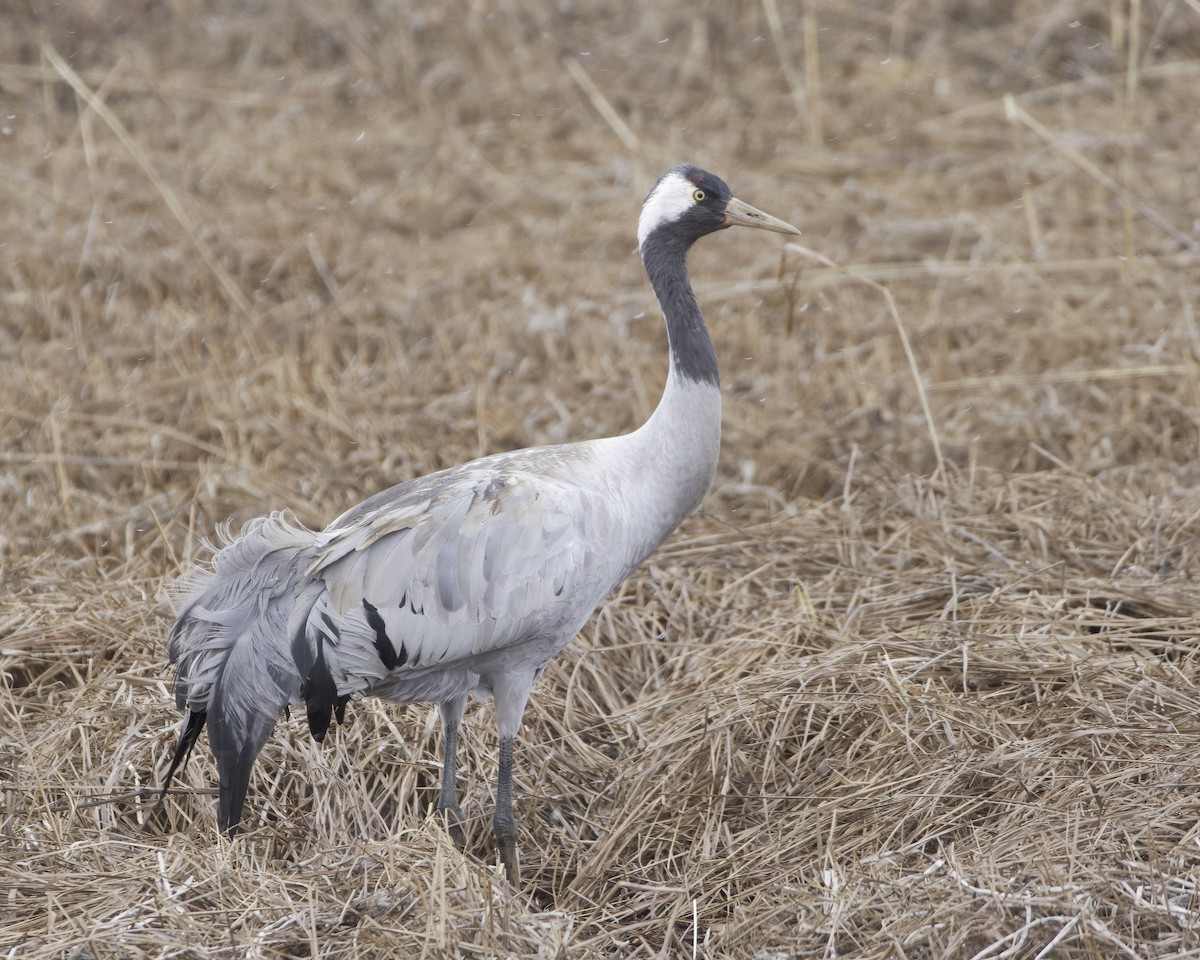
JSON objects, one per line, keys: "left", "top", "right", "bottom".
{"left": 292, "top": 457, "right": 620, "bottom": 698}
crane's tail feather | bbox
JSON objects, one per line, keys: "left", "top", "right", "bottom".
{"left": 200, "top": 625, "right": 293, "bottom": 832}
{"left": 166, "top": 512, "right": 315, "bottom": 830}
{"left": 209, "top": 699, "right": 282, "bottom": 834}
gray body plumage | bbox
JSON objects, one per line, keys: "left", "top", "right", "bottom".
{"left": 164, "top": 165, "right": 799, "bottom": 880}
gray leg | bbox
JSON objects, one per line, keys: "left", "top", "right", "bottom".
{"left": 493, "top": 735, "right": 519, "bottom": 882}
{"left": 438, "top": 694, "right": 468, "bottom": 847}
{"left": 489, "top": 672, "right": 536, "bottom": 884}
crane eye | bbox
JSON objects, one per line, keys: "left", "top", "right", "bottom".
{"left": 692, "top": 188, "right": 706, "bottom": 202}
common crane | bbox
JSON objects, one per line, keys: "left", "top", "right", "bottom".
{"left": 163, "top": 164, "right": 800, "bottom": 882}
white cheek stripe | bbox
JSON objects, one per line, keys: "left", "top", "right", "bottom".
{"left": 637, "top": 172, "right": 695, "bottom": 250}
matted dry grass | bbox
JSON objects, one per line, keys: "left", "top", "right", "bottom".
{"left": 4, "top": 1, "right": 1200, "bottom": 957}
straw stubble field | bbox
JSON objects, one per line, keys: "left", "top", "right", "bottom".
{"left": 4, "top": 1, "right": 1200, "bottom": 957}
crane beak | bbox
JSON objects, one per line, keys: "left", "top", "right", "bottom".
{"left": 722, "top": 197, "right": 801, "bottom": 236}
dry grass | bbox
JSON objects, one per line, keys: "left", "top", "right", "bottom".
{"left": 4, "top": 1, "right": 1200, "bottom": 956}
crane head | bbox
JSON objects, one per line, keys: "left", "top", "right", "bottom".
{"left": 637, "top": 164, "right": 801, "bottom": 252}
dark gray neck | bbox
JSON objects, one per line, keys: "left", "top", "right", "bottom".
{"left": 641, "top": 231, "right": 719, "bottom": 386}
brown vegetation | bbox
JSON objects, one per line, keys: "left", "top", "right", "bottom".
{"left": 3, "top": 1, "right": 1200, "bottom": 956}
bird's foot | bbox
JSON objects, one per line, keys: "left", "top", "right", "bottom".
{"left": 438, "top": 801, "right": 467, "bottom": 848}
{"left": 494, "top": 822, "right": 520, "bottom": 885}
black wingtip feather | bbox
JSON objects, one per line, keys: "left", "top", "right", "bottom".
{"left": 161, "top": 709, "right": 208, "bottom": 799}
{"left": 362, "top": 598, "right": 407, "bottom": 669}
{"left": 303, "top": 634, "right": 341, "bottom": 742}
